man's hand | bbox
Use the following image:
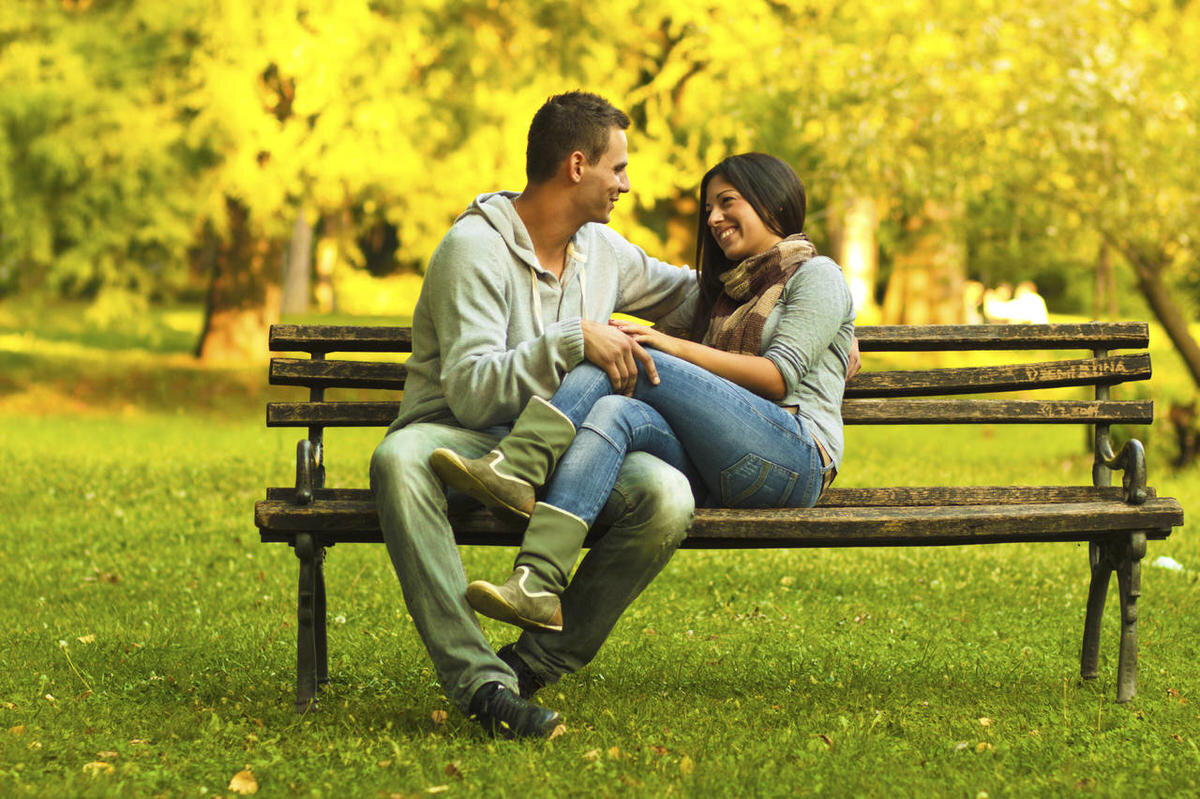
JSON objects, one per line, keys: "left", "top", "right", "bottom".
{"left": 846, "top": 336, "right": 862, "bottom": 381}
{"left": 581, "top": 319, "right": 659, "bottom": 394}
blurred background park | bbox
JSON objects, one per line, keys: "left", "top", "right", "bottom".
{"left": 1, "top": 0, "right": 1198, "bottom": 796}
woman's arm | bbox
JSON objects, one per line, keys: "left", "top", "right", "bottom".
{"left": 610, "top": 321, "right": 787, "bottom": 401}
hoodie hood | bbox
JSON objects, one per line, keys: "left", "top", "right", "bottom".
{"left": 457, "top": 191, "right": 544, "bottom": 274}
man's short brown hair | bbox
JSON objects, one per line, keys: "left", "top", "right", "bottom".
{"left": 525, "top": 91, "right": 630, "bottom": 184}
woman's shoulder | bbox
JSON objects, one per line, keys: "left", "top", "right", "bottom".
{"left": 783, "top": 255, "right": 845, "bottom": 288}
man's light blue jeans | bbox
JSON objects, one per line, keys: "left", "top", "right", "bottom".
{"left": 370, "top": 423, "right": 694, "bottom": 711}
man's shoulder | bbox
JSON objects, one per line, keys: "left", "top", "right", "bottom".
{"left": 429, "top": 216, "right": 504, "bottom": 273}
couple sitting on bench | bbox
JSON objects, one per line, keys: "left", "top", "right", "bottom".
{"left": 370, "top": 90, "right": 855, "bottom": 739}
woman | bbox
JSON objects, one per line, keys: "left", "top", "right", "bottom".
{"left": 431, "top": 153, "right": 856, "bottom": 633}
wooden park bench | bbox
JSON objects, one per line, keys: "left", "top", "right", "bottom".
{"left": 255, "top": 322, "right": 1184, "bottom": 711}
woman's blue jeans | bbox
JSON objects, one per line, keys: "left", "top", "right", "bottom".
{"left": 542, "top": 350, "right": 832, "bottom": 526}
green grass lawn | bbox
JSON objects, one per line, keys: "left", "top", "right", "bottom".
{"left": 0, "top": 303, "right": 1197, "bottom": 797}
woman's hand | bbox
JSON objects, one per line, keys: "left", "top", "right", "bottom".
{"left": 610, "top": 320, "right": 684, "bottom": 357}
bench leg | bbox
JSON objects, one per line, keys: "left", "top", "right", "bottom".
{"left": 294, "top": 533, "right": 319, "bottom": 713}
{"left": 1080, "top": 541, "right": 1112, "bottom": 681}
{"left": 1079, "top": 533, "right": 1147, "bottom": 703}
{"left": 1116, "top": 532, "right": 1146, "bottom": 703}
{"left": 315, "top": 545, "right": 329, "bottom": 686}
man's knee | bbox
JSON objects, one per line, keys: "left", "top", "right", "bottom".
{"left": 609, "top": 452, "right": 694, "bottom": 548}
{"left": 370, "top": 427, "right": 448, "bottom": 512}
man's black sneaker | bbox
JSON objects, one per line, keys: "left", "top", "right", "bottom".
{"left": 497, "top": 643, "right": 548, "bottom": 699}
{"left": 468, "top": 681, "right": 560, "bottom": 739}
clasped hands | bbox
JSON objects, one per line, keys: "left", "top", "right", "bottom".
{"left": 580, "top": 319, "right": 663, "bottom": 395}
{"left": 582, "top": 318, "right": 861, "bottom": 396}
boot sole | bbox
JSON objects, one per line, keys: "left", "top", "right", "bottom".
{"left": 430, "top": 449, "right": 533, "bottom": 525}
{"left": 466, "top": 582, "right": 563, "bottom": 633}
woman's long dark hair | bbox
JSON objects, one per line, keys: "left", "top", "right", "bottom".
{"left": 688, "top": 153, "right": 807, "bottom": 341}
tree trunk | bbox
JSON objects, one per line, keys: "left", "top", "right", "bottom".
{"left": 835, "top": 195, "right": 880, "bottom": 322}
{"left": 280, "top": 212, "right": 313, "bottom": 315}
{"left": 195, "top": 197, "right": 282, "bottom": 362}
{"left": 314, "top": 209, "right": 350, "bottom": 314}
{"left": 1127, "top": 250, "right": 1200, "bottom": 389}
{"left": 882, "top": 200, "right": 966, "bottom": 325}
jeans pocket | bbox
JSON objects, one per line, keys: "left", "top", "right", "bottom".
{"left": 719, "top": 453, "right": 801, "bottom": 508}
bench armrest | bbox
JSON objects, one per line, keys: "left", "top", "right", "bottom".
{"left": 295, "top": 439, "right": 316, "bottom": 505}
{"left": 1097, "top": 437, "right": 1148, "bottom": 505}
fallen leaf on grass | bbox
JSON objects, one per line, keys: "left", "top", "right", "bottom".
{"left": 1172, "top": 734, "right": 1184, "bottom": 742}
{"left": 954, "top": 741, "right": 970, "bottom": 752}
{"left": 377, "top": 760, "right": 392, "bottom": 768}
{"left": 97, "top": 750, "right": 118, "bottom": 759}
{"left": 77, "top": 634, "right": 96, "bottom": 644}
{"left": 28, "top": 741, "right": 42, "bottom": 751}
{"left": 976, "top": 742, "right": 992, "bottom": 752}
{"left": 680, "top": 755, "right": 694, "bottom": 774}
{"left": 979, "top": 717, "right": 993, "bottom": 727}
{"left": 228, "top": 767, "right": 258, "bottom": 794}
{"left": 607, "top": 746, "right": 622, "bottom": 759}
{"left": 583, "top": 749, "right": 601, "bottom": 762}
{"left": 548, "top": 724, "right": 566, "bottom": 740}
{"left": 445, "top": 762, "right": 463, "bottom": 780}
{"left": 2, "top": 701, "right": 17, "bottom": 709}
{"left": 817, "top": 734, "right": 834, "bottom": 750}
{"left": 650, "top": 745, "right": 669, "bottom": 756}
{"left": 427, "top": 786, "right": 449, "bottom": 794}
{"left": 10, "top": 725, "right": 25, "bottom": 735}
{"left": 430, "top": 710, "right": 448, "bottom": 725}
{"left": 129, "top": 738, "right": 149, "bottom": 745}
{"left": 83, "top": 761, "right": 115, "bottom": 776}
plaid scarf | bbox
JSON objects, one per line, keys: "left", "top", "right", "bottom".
{"left": 702, "top": 234, "right": 817, "bottom": 355}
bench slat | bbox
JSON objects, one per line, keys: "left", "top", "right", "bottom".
{"left": 265, "top": 399, "right": 1154, "bottom": 427}
{"left": 264, "top": 484, "right": 1150, "bottom": 506}
{"left": 854, "top": 323, "right": 1148, "bottom": 351}
{"left": 271, "top": 358, "right": 407, "bottom": 389}
{"left": 268, "top": 353, "right": 1150, "bottom": 395}
{"left": 256, "top": 497, "right": 1182, "bottom": 547}
{"left": 267, "top": 322, "right": 1147, "bottom": 355}
{"left": 844, "top": 354, "right": 1150, "bottom": 398}
{"left": 843, "top": 399, "right": 1153, "bottom": 424}
{"left": 270, "top": 325, "right": 413, "bottom": 353}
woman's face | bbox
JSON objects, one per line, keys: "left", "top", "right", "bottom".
{"left": 704, "top": 175, "right": 783, "bottom": 263}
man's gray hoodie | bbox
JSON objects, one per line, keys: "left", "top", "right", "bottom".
{"left": 392, "top": 192, "right": 698, "bottom": 431}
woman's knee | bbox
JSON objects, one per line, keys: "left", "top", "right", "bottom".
{"left": 579, "top": 395, "right": 644, "bottom": 440}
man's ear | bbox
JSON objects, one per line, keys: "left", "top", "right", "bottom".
{"left": 566, "top": 151, "right": 587, "bottom": 183}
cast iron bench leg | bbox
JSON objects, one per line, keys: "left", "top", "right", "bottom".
{"left": 1116, "top": 532, "right": 1147, "bottom": 703}
{"left": 1080, "top": 533, "right": 1147, "bottom": 702}
{"left": 294, "top": 533, "right": 319, "bottom": 712}
{"left": 315, "top": 545, "right": 329, "bottom": 687}
{"left": 1080, "top": 540, "right": 1112, "bottom": 681}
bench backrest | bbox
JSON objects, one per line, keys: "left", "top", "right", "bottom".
{"left": 266, "top": 322, "right": 1152, "bottom": 491}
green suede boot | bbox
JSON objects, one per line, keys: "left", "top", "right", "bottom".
{"left": 430, "top": 396, "right": 576, "bottom": 523}
{"left": 466, "top": 503, "right": 589, "bottom": 633}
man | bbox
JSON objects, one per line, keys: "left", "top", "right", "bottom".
{"left": 370, "top": 91, "right": 698, "bottom": 738}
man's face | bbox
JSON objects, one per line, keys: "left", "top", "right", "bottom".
{"left": 578, "top": 127, "right": 630, "bottom": 224}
